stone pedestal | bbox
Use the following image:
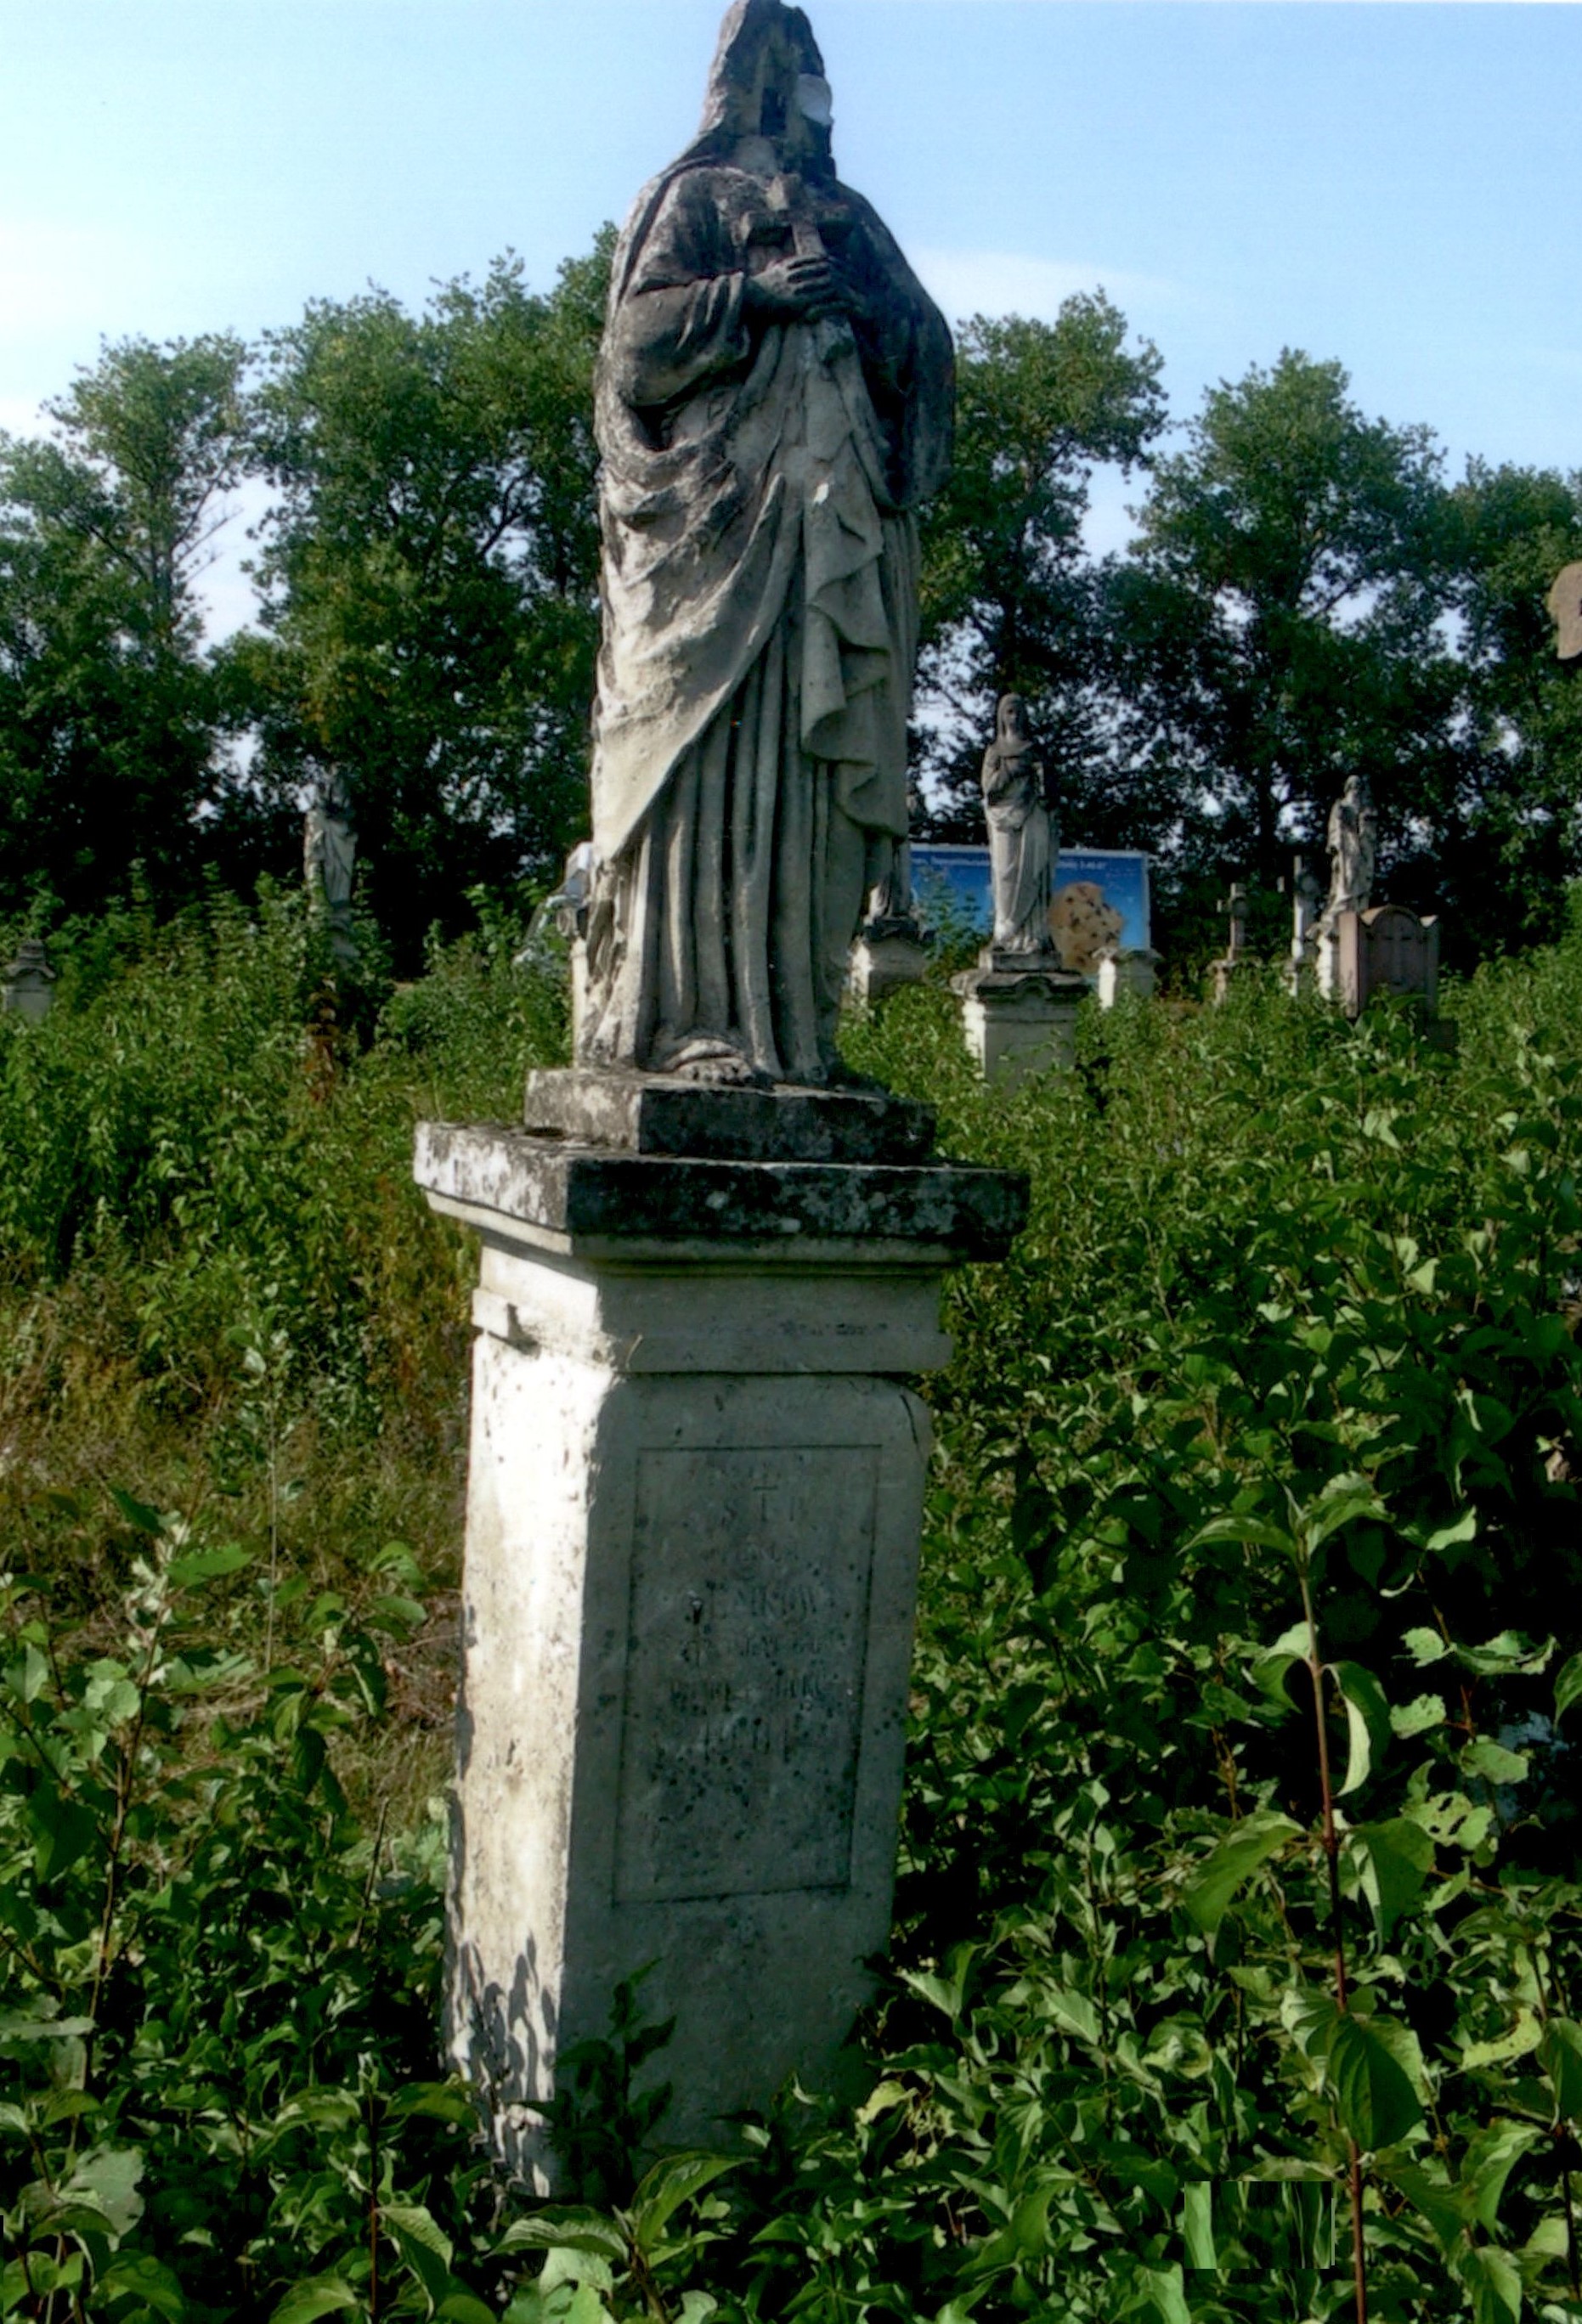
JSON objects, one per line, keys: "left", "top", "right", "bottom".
{"left": 1323, "top": 905, "right": 1440, "bottom": 1022}
{"left": 1095, "top": 947, "right": 1160, "bottom": 1008}
{"left": 848, "top": 917, "right": 928, "bottom": 1006}
{"left": 952, "top": 950, "right": 1087, "bottom": 1084}
{"left": 3, "top": 938, "right": 54, "bottom": 1023}
{"left": 414, "top": 1072, "right": 1025, "bottom": 2186}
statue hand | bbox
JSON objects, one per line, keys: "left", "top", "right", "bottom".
{"left": 747, "top": 254, "right": 846, "bottom": 323}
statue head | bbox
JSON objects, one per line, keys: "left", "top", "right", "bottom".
{"left": 694, "top": 0, "right": 834, "bottom": 178}
{"left": 996, "top": 692, "right": 1031, "bottom": 746}
{"left": 1548, "top": 561, "right": 1582, "bottom": 664}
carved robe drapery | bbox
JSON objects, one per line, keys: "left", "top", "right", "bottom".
{"left": 582, "top": 149, "right": 952, "bottom": 1083}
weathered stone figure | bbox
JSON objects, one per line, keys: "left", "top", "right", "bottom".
{"left": 303, "top": 770, "right": 356, "bottom": 911}
{"left": 581, "top": 0, "right": 952, "bottom": 1086}
{"left": 1325, "top": 773, "right": 1376, "bottom": 918}
{"left": 982, "top": 692, "right": 1055, "bottom": 956}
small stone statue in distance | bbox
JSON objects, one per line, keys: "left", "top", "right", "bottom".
{"left": 1325, "top": 773, "right": 1376, "bottom": 919}
{"left": 982, "top": 693, "right": 1056, "bottom": 957}
{"left": 303, "top": 770, "right": 356, "bottom": 913}
{"left": 580, "top": 0, "right": 953, "bottom": 1086}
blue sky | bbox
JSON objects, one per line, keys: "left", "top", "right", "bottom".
{"left": 0, "top": 3, "right": 1574, "bottom": 627}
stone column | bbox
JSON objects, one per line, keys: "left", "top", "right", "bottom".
{"left": 414, "top": 1073, "right": 1025, "bottom": 2186}
{"left": 952, "top": 952, "right": 1087, "bottom": 1083}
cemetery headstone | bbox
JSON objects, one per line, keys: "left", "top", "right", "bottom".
{"left": 952, "top": 695, "right": 1085, "bottom": 1077}
{"left": 413, "top": 0, "right": 1026, "bottom": 2187}
{"left": 1284, "top": 853, "right": 1324, "bottom": 992}
{"left": 2, "top": 936, "right": 55, "bottom": 1023}
{"left": 1210, "top": 881, "right": 1255, "bottom": 1003}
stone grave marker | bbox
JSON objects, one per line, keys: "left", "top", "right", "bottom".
{"left": 414, "top": 0, "right": 1026, "bottom": 2186}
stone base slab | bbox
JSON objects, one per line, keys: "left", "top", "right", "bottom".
{"left": 416, "top": 1120, "right": 1024, "bottom": 1263}
{"left": 523, "top": 1068, "right": 934, "bottom": 1164}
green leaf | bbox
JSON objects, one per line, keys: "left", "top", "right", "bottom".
{"left": 1461, "top": 2122, "right": 1542, "bottom": 2232}
{"left": 1461, "top": 1737, "right": 1528, "bottom": 1785}
{"left": 1390, "top": 1692, "right": 1445, "bottom": 1740}
{"left": 1331, "top": 1661, "right": 1392, "bottom": 1795}
{"left": 1461, "top": 2006, "right": 1542, "bottom": 2072}
{"left": 65, "top": 2147, "right": 144, "bottom": 2237}
{"left": 630, "top": 2150, "right": 740, "bottom": 2252}
{"left": 1303, "top": 1473, "right": 1386, "bottom": 1551}
{"left": 1182, "top": 1812, "right": 1302, "bottom": 1936}
{"left": 108, "top": 1488, "right": 164, "bottom": 1537}
{"left": 95, "top": 2253, "right": 187, "bottom": 2320}
{"left": 167, "top": 1545, "right": 251, "bottom": 1588}
{"left": 386, "top": 2081, "right": 477, "bottom": 2126}
{"left": 268, "top": 2278, "right": 359, "bottom": 2324}
{"left": 1327, "top": 2012, "right": 1425, "bottom": 2150}
{"left": 1540, "top": 2018, "right": 1582, "bottom": 2118}
{"left": 1403, "top": 1626, "right": 1449, "bottom": 1666}
{"left": 1456, "top": 2244, "right": 1523, "bottom": 2324}
{"left": 1181, "top": 2182, "right": 1215, "bottom": 2270}
{"left": 1350, "top": 1818, "right": 1433, "bottom": 1938}
{"left": 30, "top": 1793, "right": 99, "bottom": 1882}
{"left": 1253, "top": 1622, "right": 1310, "bottom": 1714}
{"left": 495, "top": 2210, "right": 627, "bottom": 2264}
{"left": 1556, "top": 1650, "right": 1582, "bottom": 1723}
{"left": 1378, "top": 2161, "right": 1463, "bottom": 2255}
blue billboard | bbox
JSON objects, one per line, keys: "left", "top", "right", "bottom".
{"left": 911, "top": 844, "right": 1152, "bottom": 974}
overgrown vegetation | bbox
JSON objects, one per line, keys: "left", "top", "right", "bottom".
{"left": 4, "top": 900, "right": 1582, "bottom": 2320}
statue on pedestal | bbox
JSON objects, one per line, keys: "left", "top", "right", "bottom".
{"left": 580, "top": 0, "right": 953, "bottom": 1087}
{"left": 982, "top": 693, "right": 1056, "bottom": 958}
{"left": 1325, "top": 774, "right": 1376, "bottom": 919}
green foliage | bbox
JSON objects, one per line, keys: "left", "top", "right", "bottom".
{"left": 1121, "top": 349, "right": 1455, "bottom": 896}
{"left": 9, "top": 914, "right": 1582, "bottom": 2318}
{"left": 242, "top": 245, "right": 608, "bottom": 963}
{"left": 0, "top": 336, "right": 248, "bottom": 918}
{"left": 916, "top": 295, "right": 1166, "bottom": 839}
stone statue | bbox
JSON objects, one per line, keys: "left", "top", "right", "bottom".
{"left": 580, "top": 0, "right": 953, "bottom": 1086}
{"left": 1548, "top": 561, "right": 1582, "bottom": 663}
{"left": 303, "top": 770, "right": 356, "bottom": 912}
{"left": 982, "top": 694, "right": 1055, "bottom": 956}
{"left": 1325, "top": 774, "right": 1376, "bottom": 918}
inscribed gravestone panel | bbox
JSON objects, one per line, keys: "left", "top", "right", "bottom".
{"left": 614, "top": 1444, "right": 879, "bottom": 1904}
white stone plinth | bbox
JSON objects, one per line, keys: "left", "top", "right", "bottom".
{"left": 951, "top": 958, "right": 1086, "bottom": 1084}
{"left": 848, "top": 928, "right": 927, "bottom": 1006}
{"left": 1096, "top": 948, "right": 1160, "bottom": 1008}
{"left": 414, "top": 1105, "right": 1025, "bottom": 2185}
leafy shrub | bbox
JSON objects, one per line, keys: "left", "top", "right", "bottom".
{"left": 7, "top": 913, "right": 1582, "bottom": 2317}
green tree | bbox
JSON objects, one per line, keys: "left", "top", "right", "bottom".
{"left": 0, "top": 335, "right": 247, "bottom": 916}
{"left": 1119, "top": 349, "right": 1455, "bottom": 894}
{"left": 915, "top": 294, "right": 1166, "bottom": 841}
{"left": 242, "top": 245, "right": 607, "bottom": 962}
{"left": 1435, "top": 460, "right": 1582, "bottom": 955}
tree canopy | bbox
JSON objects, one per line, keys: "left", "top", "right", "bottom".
{"left": 2, "top": 253, "right": 1579, "bottom": 969}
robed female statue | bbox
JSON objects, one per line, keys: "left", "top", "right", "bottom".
{"left": 981, "top": 694, "right": 1055, "bottom": 956}
{"left": 1325, "top": 773, "right": 1377, "bottom": 918}
{"left": 581, "top": 0, "right": 953, "bottom": 1086}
